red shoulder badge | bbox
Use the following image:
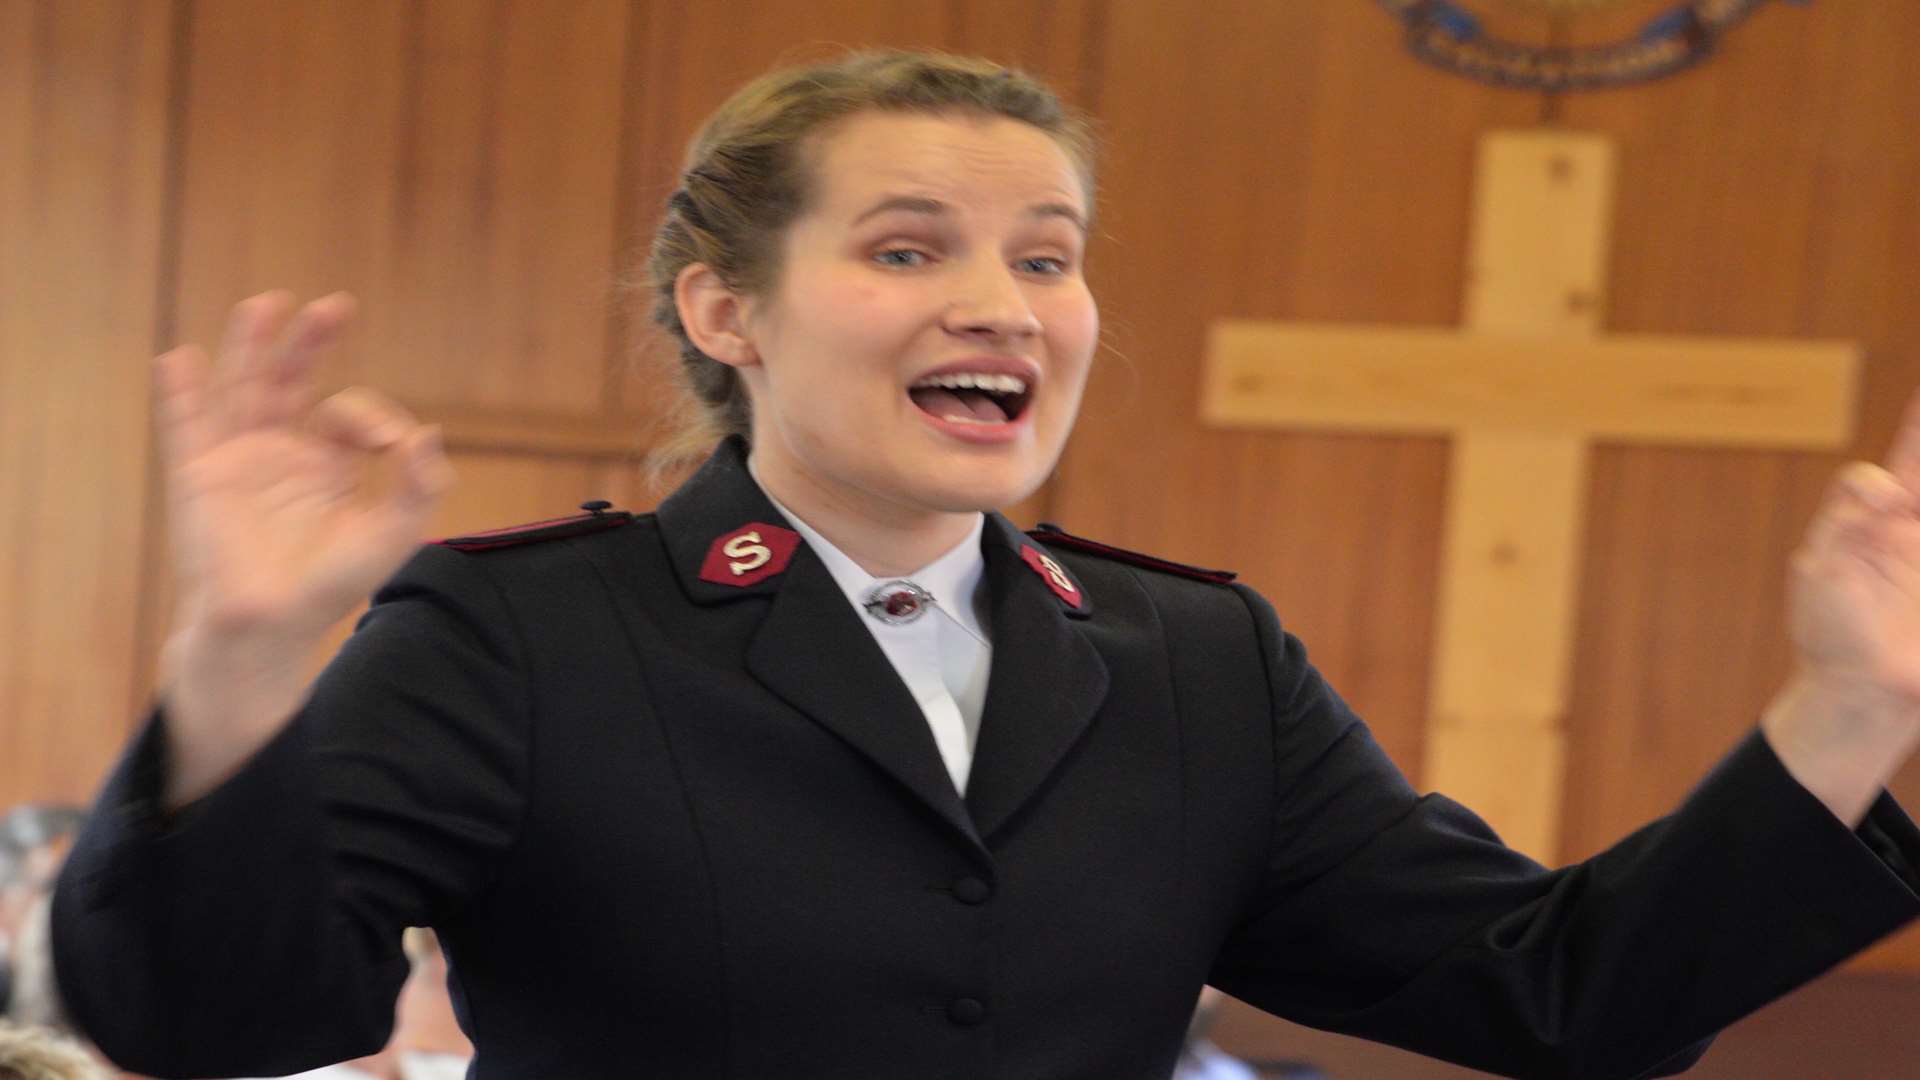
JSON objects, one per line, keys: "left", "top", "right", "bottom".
{"left": 1019, "top": 543, "right": 1090, "bottom": 613}
{"left": 1026, "top": 523, "right": 1237, "bottom": 584}
{"left": 698, "top": 522, "right": 801, "bottom": 587}
{"left": 435, "top": 501, "right": 634, "bottom": 552}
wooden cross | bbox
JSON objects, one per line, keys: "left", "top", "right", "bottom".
{"left": 1201, "top": 131, "right": 1861, "bottom": 861}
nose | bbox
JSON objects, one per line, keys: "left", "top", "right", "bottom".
{"left": 941, "top": 257, "right": 1041, "bottom": 341}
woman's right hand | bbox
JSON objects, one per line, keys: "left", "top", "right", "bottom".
{"left": 157, "top": 291, "right": 453, "bottom": 807}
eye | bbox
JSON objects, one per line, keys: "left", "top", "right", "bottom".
{"left": 873, "top": 247, "right": 930, "bottom": 268}
{"left": 1017, "top": 256, "right": 1071, "bottom": 276}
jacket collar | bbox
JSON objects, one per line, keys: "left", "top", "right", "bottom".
{"left": 654, "top": 437, "right": 1110, "bottom": 847}
{"left": 966, "top": 516, "right": 1109, "bottom": 840}
{"left": 656, "top": 436, "right": 800, "bottom": 605}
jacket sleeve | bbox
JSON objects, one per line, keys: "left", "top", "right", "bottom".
{"left": 50, "top": 543, "right": 530, "bottom": 1079}
{"left": 1208, "top": 585, "right": 1920, "bottom": 1080}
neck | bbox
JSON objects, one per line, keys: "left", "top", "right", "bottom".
{"left": 749, "top": 451, "right": 978, "bottom": 577}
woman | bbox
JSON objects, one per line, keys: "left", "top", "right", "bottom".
{"left": 50, "top": 50, "right": 1920, "bottom": 1079}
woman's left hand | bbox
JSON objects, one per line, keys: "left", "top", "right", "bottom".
{"left": 1791, "top": 389, "right": 1920, "bottom": 702}
{"left": 1765, "top": 388, "right": 1920, "bottom": 823}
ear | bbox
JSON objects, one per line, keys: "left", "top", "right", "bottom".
{"left": 675, "top": 263, "right": 760, "bottom": 369}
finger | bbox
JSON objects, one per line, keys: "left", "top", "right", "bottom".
{"left": 309, "top": 387, "right": 419, "bottom": 452}
{"left": 153, "top": 345, "right": 219, "bottom": 464}
{"left": 215, "top": 290, "right": 297, "bottom": 433}
{"left": 394, "top": 424, "right": 453, "bottom": 514}
{"left": 1805, "top": 462, "right": 1911, "bottom": 553}
{"left": 257, "top": 292, "right": 358, "bottom": 427}
{"left": 1885, "top": 387, "right": 1920, "bottom": 492}
{"left": 362, "top": 425, "right": 453, "bottom": 552}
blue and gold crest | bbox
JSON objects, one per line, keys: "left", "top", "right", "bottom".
{"left": 1375, "top": 0, "right": 1806, "bottom": 91}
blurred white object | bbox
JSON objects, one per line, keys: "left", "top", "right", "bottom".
{"left": 398, "top": 1050, "right": 469, "bottom": 1080}
{"left": 1175, "top": 1039, "right": 1261, "bottom": 1080}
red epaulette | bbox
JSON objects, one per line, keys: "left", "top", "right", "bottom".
{"left": 435, "top": 500, "right": 634, "bottom": 552}
{"left": 1026, "top": 523, "right": 1237, "bottom": 584}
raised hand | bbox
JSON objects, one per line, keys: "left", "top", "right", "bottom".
{"left": 157, "top": 291, "right": 453, "bottom": 806}
{"left": 1789, "top": 389, "right": 1920, "bottom": 705}
{"left": 1764, "top": 387, "right": 1920, "bottom": 824}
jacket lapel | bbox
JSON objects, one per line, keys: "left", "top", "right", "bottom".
{"left": 656, "top": 438, "right": 983, "bottom": 853}
{"left": 965, "top": 516, "right": 1111, "bottom": 842}
{"left": 743, "top": 549, "right": 982, "bottom": 850}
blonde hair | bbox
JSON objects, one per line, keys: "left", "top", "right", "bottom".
{"left": 640, "top": 49, "right": 1098, "bottom": 472}
{"left": 0, "top": 1022, "right": 109, "bottom": 1080}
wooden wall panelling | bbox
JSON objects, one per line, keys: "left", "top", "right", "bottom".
{"left": 0, "top": 1, "right": 174, "bottom": 805}
{"left": 1057, "top": 0, "right": 1537, "bottom": 774}
{"left": 1549, "top": 3, "right": 1920, "bottom": 968}
{"left": 168, "top": 0, "right": 630, "bottom": 413}
{"left": 948, "top": 0, "right": 1099, "bottom": 98}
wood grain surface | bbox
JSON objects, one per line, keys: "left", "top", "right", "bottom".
{"left": 0, "top": 0, "right": 173, "bottom": 803}
{"left": 1056, "top": 0, "right": 1540, "bottom": 778}
{"left": 1552, "top": 2, "right": 1920, "bottom": 970}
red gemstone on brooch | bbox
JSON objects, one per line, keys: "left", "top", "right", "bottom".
{"left": 863, "top": 579, "right": 934, "bottom": 625}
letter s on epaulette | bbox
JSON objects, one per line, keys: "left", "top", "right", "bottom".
{"left": 1026, "top": 522, "right": 1237, "bottom": 585}
{"left": 436, "top": 500, "right": 633, "bottom": 552}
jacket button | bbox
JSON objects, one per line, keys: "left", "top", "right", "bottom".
{"left": 952, "top": 876, "right": 991, "bottom": 905}
{"left": 948, "top": 997, "right": 988, "bottom": 1026}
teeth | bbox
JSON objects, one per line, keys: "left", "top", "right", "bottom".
{"left": 910, "top": 372, "right": 1031, "bottom": 395}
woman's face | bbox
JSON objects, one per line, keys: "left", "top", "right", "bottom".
{"left": 734, "top": 109, "right": 1098, "bottom": 520}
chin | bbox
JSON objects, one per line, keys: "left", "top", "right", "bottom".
{"left": 905, "top": 454, "right": 1049, "bottom": 513}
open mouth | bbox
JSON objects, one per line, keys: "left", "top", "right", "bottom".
{"left": 907, "top": 371, "right": 1034, "bottom": 426}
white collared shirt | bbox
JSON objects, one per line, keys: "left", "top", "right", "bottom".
{"left": 751, "top": 467, "right": 992, "bottom": 795}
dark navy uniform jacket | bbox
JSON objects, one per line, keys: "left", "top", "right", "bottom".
{"left": 50, "top": 437, "right": 1920, "bottom": 1079}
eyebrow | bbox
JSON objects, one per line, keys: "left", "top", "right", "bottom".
{"left": 850, "top": 194, "right": 1088, "bottom": 234}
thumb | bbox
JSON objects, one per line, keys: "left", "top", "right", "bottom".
{"left": 1806, "top": 462, "right": 1909, "bottom": 554}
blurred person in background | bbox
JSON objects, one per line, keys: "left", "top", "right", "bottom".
{"left": 0, "top": 1019, "right": 110, "bottom": 1080}
{"left": 0, "top": 807, "right": 83, "bottom": 1029}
